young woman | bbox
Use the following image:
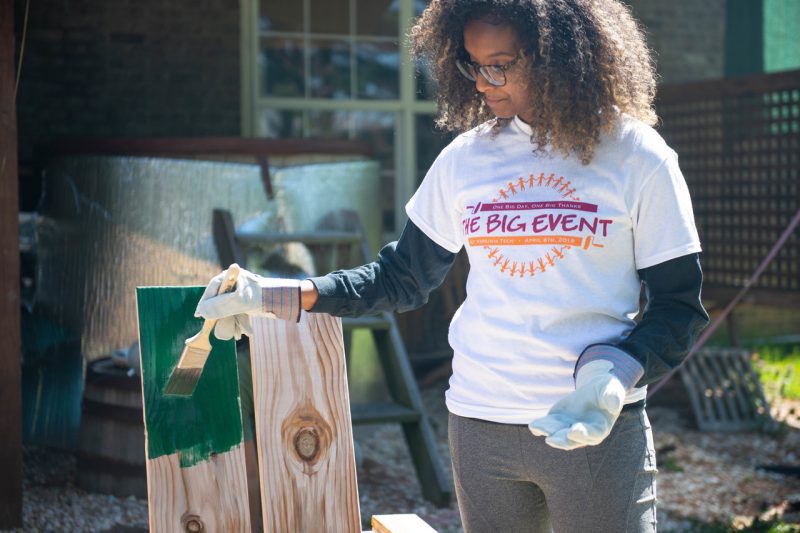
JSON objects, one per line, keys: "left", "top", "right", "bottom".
{"left": 197, "top": 1, "right": 709, "bottom": 531}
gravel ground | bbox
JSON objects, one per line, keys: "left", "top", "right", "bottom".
{"left": 3, "top": 377, "right": 799, "bottom": 533}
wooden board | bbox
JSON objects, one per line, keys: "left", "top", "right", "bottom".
{"left": 137, "top": 287, "right": 250, "bottom": 533}
{"left": 250, "top": 312, "right": 361, "bottom": 533}
{"left": 371, "top": 514, "right": 438, "bottom": 533}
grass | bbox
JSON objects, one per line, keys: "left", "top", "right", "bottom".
{"left": 698, "top": 303, "right": 798, "bottom": 402}
{"left": 752, "top": 344, "right": 800, "bottom": 401}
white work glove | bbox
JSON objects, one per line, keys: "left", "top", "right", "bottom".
{"left": 529, "top": 346, "right": 644, "bottom": 450}
{"left": 194, "top": 267, "right": 302, "bottom": 340}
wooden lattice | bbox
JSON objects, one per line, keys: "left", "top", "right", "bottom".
{"left": 657, "top": 70, "right": 800, "bottom": 306}
{"left": 680, "top": 348, "right": 773, "bottom": 432}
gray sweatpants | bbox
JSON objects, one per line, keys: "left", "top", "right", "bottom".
{"left": 449, "top": 405, "right": 658, "bottom": 533}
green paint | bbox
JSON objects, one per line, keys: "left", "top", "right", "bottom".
{"left": 136, "top": 286, "right": 243, "bottom": 467}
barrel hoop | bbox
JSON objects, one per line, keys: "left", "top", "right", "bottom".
{"left": 82, "top": 398, "right": 144, "bottom": 424}
{"left": 77, "top": 451, "right": 146, "bottom": 477}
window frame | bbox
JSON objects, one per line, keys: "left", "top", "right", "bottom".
{"left": 241, "top": 0, "right": 438, "bottom": 236}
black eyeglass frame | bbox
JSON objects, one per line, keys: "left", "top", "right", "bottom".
{"left": 455, "top": 50, "right": 525, "bottom": 87}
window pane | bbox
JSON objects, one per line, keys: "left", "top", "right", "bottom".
{"left": 353, "top": 112, "right": 397, "bottom": 229}
{"left": 356, "top": 42, "right": 399, "bottom": 99}
{"left": 309, "top": 39, "right": 351, "bottom": 99}
{"left": 307, "top": 110, "right": 351, "bottom": 138}
{"left": 353, "top": 111, "right": 396, "bottom": 169}
{"left": 259, "top": 109, "right": 303, "bottom": 138}
{"left": 310, "top": 0, "right": 349, "bottom": 34}
{"left": 416, "top": 114, "right": 455, "bottom": 185}
{"left": 356, "top": 0, "right": 398, "bottom": 36}
{"left": 415, "top": 0, "right": 432, "bottom": 16}
{"left": 261, "top": 37, "right": 305, "bottom": 97}
{"left": 259, "top": 0, "right": 303, "bottom": 32}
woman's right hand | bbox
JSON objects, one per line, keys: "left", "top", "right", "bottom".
{"left": 194, "top": 267, "right": 303, "bottom": 340}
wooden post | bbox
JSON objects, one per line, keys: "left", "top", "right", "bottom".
{"left": 136, "top": 287, "right": 250, "bottom": 533}
{"left": 249, "top": 313, "right": 361, "bottom": 533}
{"left": 0, "top": 0, "right": 22, "bottom": 526}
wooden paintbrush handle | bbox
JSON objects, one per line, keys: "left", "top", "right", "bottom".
{"left": 218, "top": 263, "right": 240, "bottom": 295}
{"left": 196, "top": 264, "right": 241, "bottom": 338}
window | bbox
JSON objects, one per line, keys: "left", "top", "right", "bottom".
{"left": 244, "top": 0, "right": 446, "bottom": 234}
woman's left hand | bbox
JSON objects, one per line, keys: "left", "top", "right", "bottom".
{"left": 528, "top": 360, "right": 627, "bottom": 450}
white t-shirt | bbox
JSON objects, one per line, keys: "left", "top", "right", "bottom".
{"left": 406, "top": 115, "right": 701, "bottom": 424}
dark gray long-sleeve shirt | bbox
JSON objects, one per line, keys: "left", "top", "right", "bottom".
{"left": 310, "top": 220, "right": 709, "bottom": 386}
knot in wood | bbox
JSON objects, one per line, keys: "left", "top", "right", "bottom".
{"left": 294, "top": 428, "right": 320, "bottom": 461}
{"left": 181, "top": 514, "right": 204, "bottom": 532}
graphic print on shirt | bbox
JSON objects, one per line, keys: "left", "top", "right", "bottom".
{"left": 462, "top": 171, "right": 613, "bottom": 278}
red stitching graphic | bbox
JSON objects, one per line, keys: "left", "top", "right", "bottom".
{"left": 474, "top": 170, "right": 589, "bottom": 278}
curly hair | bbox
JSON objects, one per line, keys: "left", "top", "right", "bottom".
{"left": 410, "top": 0, "right": 658, "bottom": 164}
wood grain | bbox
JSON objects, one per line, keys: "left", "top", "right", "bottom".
{"left": 250, "top": 312, "right": 361, "bottom": 533}
{"left": 0, "top": 0, "right": 22, "bottom": 525}
{"left": 371, "top": 514, "right": 438, "bottom": 533}
{"left": 137, "top": 287, "right": 250, "bottom": 533}
{"left": 146, "top": 448, "right": 251, "bottom": 533}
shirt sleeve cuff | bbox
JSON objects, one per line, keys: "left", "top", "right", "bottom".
{"left": 306, "top": 275, "right": 338, "bottom": 314}
{"left": 575, "top": 344, "right": 645, "bottom": 390}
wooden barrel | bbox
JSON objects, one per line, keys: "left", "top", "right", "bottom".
{"left": 77, "top": 358, "right": 147, "bottom": 498}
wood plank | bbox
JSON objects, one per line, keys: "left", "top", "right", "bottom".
{"left": 0, "top": 0, "right": 22, "bottom": 525}
{"left": 351, "top": 402, "right": 420, "bottom": 425}
{"left": 681, "top": 357, "right": 716, "bottom": 429}
{"left": 657, "top": 69, "right": 800, "bottom": 103}
{"left": 342, "top": 316, "right": 391, "bottom": 330}
{"left": 693, "top": 353, "right": 726, "bottom": 424}
{"left": 238, "top": 230, "right": 363, "bottom": 246}
{"left": 679, "top": 368, "right": 707, "bottom": 430}
{"left": 706, "top": 352, "right": 744, "bottom": 423}
{"left": 371, "top": 514, "right": 437, "bottom": 533}
{"left": 735, "top": 350, "right": 772, "bottom": 418}
{"left": 212, "top": 208, "right": 246, "bottom": 268}
{"left": 250, "top": 313, "right": 361, "bottom": 533}
{"left": 50, "top": 136, "right": 374, "bottom": 157}
{"left": 136, "top": 287, "right": 250, "bottom": 533}
{"left": 719, "top": 351, "right": 754, "bottom": 421}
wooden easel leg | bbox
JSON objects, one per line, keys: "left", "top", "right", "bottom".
{"left": 372, "top": 315, "right": 452, "bottom": 507}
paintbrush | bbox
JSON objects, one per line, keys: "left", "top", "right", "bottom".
{"left": 163, "top": 263, "right": 240, "bottom": 396}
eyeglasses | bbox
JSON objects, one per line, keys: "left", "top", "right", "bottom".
{"left": 455, "top": 51, "right": 524, "bottom": 87}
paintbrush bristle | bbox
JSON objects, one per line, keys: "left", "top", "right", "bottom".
{"left": 163, "top": 343, "right": 212, "bottom": 396}
{"left": 163, "top": 367, "right": 203, "bottom": 396}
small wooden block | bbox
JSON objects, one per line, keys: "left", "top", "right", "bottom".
{"left": 371, "top": 514, "right": 438, "bottom": 533}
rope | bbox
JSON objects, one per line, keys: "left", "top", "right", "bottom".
{"left": 648, "top": 207, "right": 800, "bottom": 398}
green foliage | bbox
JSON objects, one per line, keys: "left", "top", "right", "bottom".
{"left": 661, "top": 456, "right": 684, "bottom": 473}
{"left": 672, "top": 518, "right": 800, "bottom": 532}
{"left": 753, "top": 344, "right": 800, "bottom": 400}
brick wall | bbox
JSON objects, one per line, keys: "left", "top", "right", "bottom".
{"left": 15, "top": 0, "right": 240, "bottom": 168}
{"left": 629, "top": 0, "right": 726, "bottom": 84}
